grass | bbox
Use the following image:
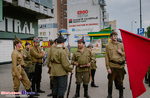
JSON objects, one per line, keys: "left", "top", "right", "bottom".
{"left": 71, "top": 47, "right": 105, "bottom": 58}
{"left": 44, "top": 48, "right": 49, "bottom": 53}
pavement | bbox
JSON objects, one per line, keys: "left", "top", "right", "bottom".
{"left": 0, "top": 58, "right": 150, "bottom": 98}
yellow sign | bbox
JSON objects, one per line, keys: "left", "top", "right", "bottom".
{"left": 42, "top": 41, "right": 48, "bottom": 47}
{"left": 21, "top": 40, "right": 32, "bottom": 49}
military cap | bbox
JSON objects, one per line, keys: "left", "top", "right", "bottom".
{"left": 25, "top": 41, "right": 31, "bottom": 46}
{"left": 33, "top": 36, "right": 40, "bottom": 42}
{"left": 57, "top": 33, "right": 66, "bottom": 43}
{"left": 77, "top": 37, "right": 85, "bottom": 43}
{"left": 14, "top": 35, "right": 22, "bottom": 45}
{"left": 110, "top": 31, "right": 118, "bottom": 37}
{"left": 87, "top": 43, "right": 93, "bottom": 48}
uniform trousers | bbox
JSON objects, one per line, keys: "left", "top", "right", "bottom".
{"left": 12, "top": 70, "right": 30, "bottom": 91}
{"left": 52, "top": 75, "right": 68, "bottom": 96}
{"left": 108, "top": 68, "right": 125, "bottom": 87}
{"left": 91, "top": 69, "right": 96, "bottom": 82}
{"left": 32, "top": 63, "right": 42, "bottom": 83}
{"left": 76, "top": 71, "right": 90, "bottom": 85}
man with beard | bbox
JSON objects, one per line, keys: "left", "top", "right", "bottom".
{"left": 30, "top": 36, "right": 45, "bottom": 96}
{"left": 105, "top": 31, "right": 125, "bottom": 98}
{"left": 71, "top": 37, "right": 94, "bottom": 98}
{"left": 21, "top": 41, "right": 32, "bottom": 81}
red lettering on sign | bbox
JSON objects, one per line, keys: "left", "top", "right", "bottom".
{"left": 77, "top": 10, "right": 88, "bottom": 15}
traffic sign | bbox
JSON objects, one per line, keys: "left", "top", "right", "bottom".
{"left": 137, "top": 28, "right": 144, "bottom": 36}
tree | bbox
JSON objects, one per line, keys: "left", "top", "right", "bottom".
{"left": 145, "top": 26, "right": 150, "bottom": 38}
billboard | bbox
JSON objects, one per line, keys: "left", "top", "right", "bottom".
{"left": 67, "top": 0, "right": 101, "bottom": 47}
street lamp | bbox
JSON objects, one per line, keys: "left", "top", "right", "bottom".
{"left": 131, "top": 21, "right": 137, "bottom": 33}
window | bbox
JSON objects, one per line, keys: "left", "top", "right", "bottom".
{"left": 43, "top": 32, "right": 46, "bottom": 36}
{"left": 40, "top": 32, "right": 43, "bottom": 36}
{"left": 49, "top": 32, "right": 51, "bottom": 36}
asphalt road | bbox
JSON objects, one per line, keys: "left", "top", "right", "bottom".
{"left": 0, "top": 58, "right": 150, "bottom": 98}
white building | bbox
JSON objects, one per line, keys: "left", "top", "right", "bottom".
{"left": 38, "top": 0, "right": 57, "bottom": 41}
{"left": 67, "top": 0, "right": 107, "bottom": 47}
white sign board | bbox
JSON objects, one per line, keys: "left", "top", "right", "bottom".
{"left": 67, "top": 0, "right": 101, "bottom": 47}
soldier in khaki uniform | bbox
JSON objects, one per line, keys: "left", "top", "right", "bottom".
{"left": 30, "top": 36, "right": 45, "bottom": 96}
{"left": 71, "top": 37, "right": 95, "bottom": 98}
{"left": 21, "top": 41, "right": 32, "bottom": 81}
{"left": 50, "top": 33, "right": 74, "bottom": 98}
{"left": 87, "top": 44, "right": 98, "bottom": 87}
{"left": 105, "top": 31, "right": 125, "bottom": 98}
{"left": 47, "top": 39, "right": 56, "bottom": 97}
{"left": 11, "top": 35, "right": 34, "bottom": 98}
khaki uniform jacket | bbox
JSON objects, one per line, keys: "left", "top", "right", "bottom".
{"left": 47, "top": 45, "right": 56, "bottom": 68}
{"left": 50, "top": 46, "right": 73, "bottom": 76}
{"left": 90, "top": 51, "right": 97, "bottom": 69}
{"left": 21, "top": 48, "right": 32, "bottom": 68}
{"left": 11, "top": 48, "right": 26, "bottom": 77}
{"left": 30, "top": 46, "right": 44, "bottom": 63}
{"left": 105, "top": 41, "right": 125, "bottom": 70}
{"left": 63, "top": 46, "right": 70, "bottom": 58}
{"left": 71, "top": 47, "right": 95, "bottom": 72}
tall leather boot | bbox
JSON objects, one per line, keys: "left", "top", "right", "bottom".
{"left": 36, "top": 82, "right": 45, "bottom": 93}
{"left": 119, "top": 86, "right": 124, "bottom": 98}
{"left": 14, "top": 91, "right": 20, "bottom": 98}
{"left": 53, "top": 95, "right": 57, "bottom": 98}
{"left": 91, "top": 82, "right": 98, "bottom": 87}
{"left": 145, "top": 73, "right": 148, "bottom": 84}
{"left": 148, "top": 74, "right": 150, "bottom": 87}
{"left": 83, "top": 84, "right": 91, "bottom": 98}
{"left": 26, "top": 89, "right": 37, "bottom": 98}
{"left": 107, "top": 85, "right": 112, "bottom": 98}
{"left": 32, "top": 83, "right": 40, "bottom": 96}
{"left": 73, "top": 84, "right": 80, "bottom": 98}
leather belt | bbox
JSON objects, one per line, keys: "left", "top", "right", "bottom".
{"left": 110, "top": 60, "right": 125, "bottom": 65}
{"left": 78, "top": 64, "right": 88, "bottom": 68}
{"left": 52, "top": 61, "right": 59, "bottom": 64}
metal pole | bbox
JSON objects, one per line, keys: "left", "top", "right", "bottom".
{"left": 140, "top": 0, "right": 142, "bottom": 28}
{"left": 0, "top": 0, "right": 2, "bottom": 21}
{"left": 131, "top": 21, "right": 133, "bottom": 32}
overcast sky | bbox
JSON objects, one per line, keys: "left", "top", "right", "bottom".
{"left": 105, "top": 0, "right": 150, "bottom": 38}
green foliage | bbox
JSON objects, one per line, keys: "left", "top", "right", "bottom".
{"left": 145, "top": 26, "right": 150, "bottom": 38}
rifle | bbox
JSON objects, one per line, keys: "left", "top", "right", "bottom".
{"left": 66, "top": 64, "right": 75, "bottom": 98}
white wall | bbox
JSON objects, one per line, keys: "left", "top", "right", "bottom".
{"left": 67, "top": 0, "right": 103, "bottom": 47}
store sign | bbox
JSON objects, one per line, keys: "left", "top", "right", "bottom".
{"left": 69, "top": 17, "right": 98, "bottom": 23}
{"left": 77, "top": 10, "right": 88, "bottom": 17}
{"left": 72, "top": 27, "right": 94, "bottom": 32}
{"left": 42, "top": 41, "right": 50, "bottom": 48}
{"left": 0, "top": 17, "right": 35, "bottom": 34}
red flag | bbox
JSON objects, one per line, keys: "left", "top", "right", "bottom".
{"left": 119, "top": 29, "right": 150, "bottom": 98}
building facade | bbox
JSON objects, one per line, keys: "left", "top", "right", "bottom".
{"left": 0, "top": 0, "right": 53, "bottom": 63}
{"left": 38, "top": 0, "right": 68, "bottom": 41}
{"left": 67, "top": 0, "right": 107, "bottom": 47}
{"left": 109, "top": 20, "right": 117, "bottom": 31}
{"left": 38, "top": 0, "right": 57, "bottom": 41}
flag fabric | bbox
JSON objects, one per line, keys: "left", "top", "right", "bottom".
{"left": 119, "top": 29, "right": 150, "bottom": 98}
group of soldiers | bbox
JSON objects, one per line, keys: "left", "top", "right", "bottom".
{"left": 11, "top": 31, "right": 126, "bottom": 98}
{"left": 46, "top": 33, "right": 100, "bottom": 98}
{"left": 11, "top": 35, "right": 45, "bottom": 98}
